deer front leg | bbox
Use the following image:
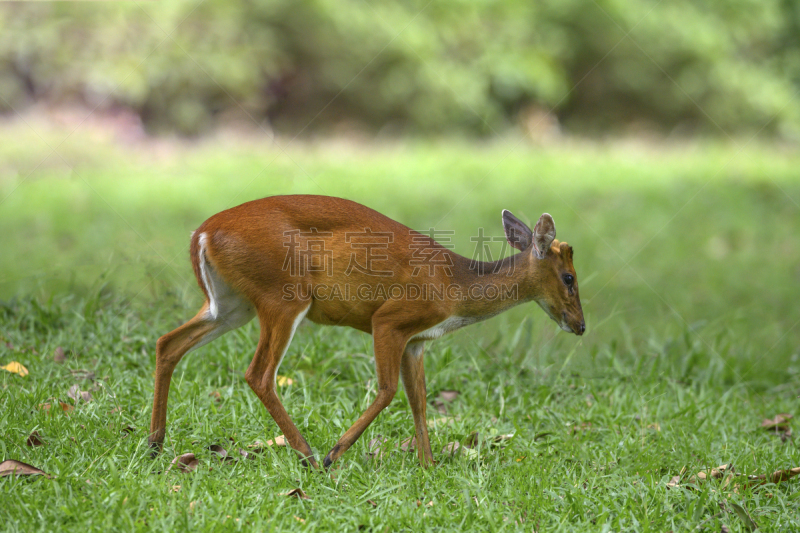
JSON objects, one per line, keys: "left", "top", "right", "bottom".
{"left": 401, "top": 341, "right": 434, "bottom": 467}
{"left": 322, "top": 325, "right": 405, "bottom": 468}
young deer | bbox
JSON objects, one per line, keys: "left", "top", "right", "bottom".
{"left": 149, "top": 195, "right": 584, "bottom": 468}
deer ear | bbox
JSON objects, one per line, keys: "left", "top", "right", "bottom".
{"left": 502, "top": 210, "right": 533, "bottom": 251}
{"left": 532, "top": 213, "right": 556, "bottom": 259}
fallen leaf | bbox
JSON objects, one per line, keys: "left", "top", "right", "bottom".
{"left": 121, "top": 425, "right": 135, "bottom": 435}
{"left": 172, "top": 485, "right": 181, "bottom": 492}
{"left": 0, "top": 459, "right": 50, "bottom": 478}
{"left": 68, "top": 384, "right": 92, "bottom": 402}
{"left": 189, "top": 501, "right": 199, "bottom": 511}
{"left": 570, "top": 422, "right": 592, "bottom": 435}
{"left": 720, "top": 525, "right": 731, "bottom": 533}
{"left": 209, "top": 391, "right": 221, "bottom": 402}
{"left": 69, "top": 369, "right": 95, "bottom": 381}
{"left": 54, "top": 347, "right": 66, "bottom": 363}
{"left": 294, "top": 516, "right": 306, "bottom": 523}
{"left": 761, "top": 413, "right": 792, "bottom": 432}
{"left": 689, "top": 463, "right": 733, "bottom": 484}
{"left": 442, "top": 442, "right": 461, "bottom": 455}
{"left": 168, "top": 453, "right": 199, "bottom": 473}
{"left": 26, "top": 431, "right": 45, "bottom": 447}
{"left": 647, "top": 423, "right": 661, "bottom": 431}
{"left": 2, "top": 361, "right": 29, "bottom": 376}
{"left": 438, "top": 390, "right": 460, "bottom": 402}
{"left": 463, "top": 431, "right": 479, "bottom": 448}
{"left": 38, "top": 400, "right": 73, "bottom": 414}
{"left": 276, "top": 375, "right": 294, "bottom": 387}
{"left": 366, "top": 499, "right": 377, "bottom": 508}
{"left": 282, "top": 488, "right": 309, "bottom": 499}
{"left": 667, "top": 464, "right": 800, "bottom": 490}
{"left": 265, "top": 435, "right": 287, "bottom": 447}
{"left": 490, "top": 433, "right": 515, "bottom": 447}
{"left": 747, "top": 466, "right": 800, "bottom": 485}
{"left": 109, "top": 406, "right": 123, "bottom": 415}
{"left": 426, "top": 416, "right": 456, "bottom": 428}
{"left": 399, "top": 436, "right": 416, "bottom": 452}
{"left": 208, "top": 445, "right": 228, "bottom": 459}
{"left": 367, "top": 436, "right": 390, "bottom": 459}
{"left": 239, "top": 448, "right": 255, "bottom": 460}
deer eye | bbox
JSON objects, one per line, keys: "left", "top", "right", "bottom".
{"left": 563, "top": 274, "right": 574, "bottom": 286}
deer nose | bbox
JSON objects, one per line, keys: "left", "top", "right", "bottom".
{"left": 578, "top": 321, "right": 586, "bottom": 335}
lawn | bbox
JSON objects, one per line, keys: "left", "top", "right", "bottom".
{"left": 1, "top": 121, "right": 800, "bottom": 531}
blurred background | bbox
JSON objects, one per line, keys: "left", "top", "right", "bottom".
{"left": 1, "top": 0, "right": 799, "bottom": 384}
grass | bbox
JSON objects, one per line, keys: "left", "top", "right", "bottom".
{"left": 1, "top": 121, "right": 800, "bottom": 531}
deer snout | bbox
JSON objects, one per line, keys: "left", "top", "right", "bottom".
{"left": 562, "top": 311, "right": 585, "bottom": 336}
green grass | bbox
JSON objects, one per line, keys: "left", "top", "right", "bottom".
{"left": 1, "top": 123, "right": 800, "bottom": 531}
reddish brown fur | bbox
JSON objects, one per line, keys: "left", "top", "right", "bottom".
{"left": 149, "top": 195, "right": 584, "bottom": 468}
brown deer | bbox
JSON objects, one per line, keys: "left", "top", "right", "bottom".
{"left": 149, "top": 195, "right": 585, "bottom": 468}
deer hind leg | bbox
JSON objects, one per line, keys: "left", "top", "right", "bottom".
{"left": 245, "top": 303, "right": 319, "bottom": 468}
{"left": 149, "top": 244, "right": 255, "bottom": 453}
{"left": 401, "top": 341, "right": 434, "bottom": 467}
{"left": 323, "top": 325, "right": 405, "bottom": 468}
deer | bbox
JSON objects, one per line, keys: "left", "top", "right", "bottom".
{"left": 149, "top": 195, "right": 585, "bottom": 468}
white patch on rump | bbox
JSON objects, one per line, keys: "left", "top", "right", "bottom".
{"left": 194, "top": 232, "right": 256, "bottom": 348}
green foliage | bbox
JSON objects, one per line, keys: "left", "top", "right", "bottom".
{"left": 1, "top": 0, "right": 799, "bottom": 135}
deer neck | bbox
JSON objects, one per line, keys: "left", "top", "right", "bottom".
{"left": 450, "top": 249, "right": 537, "bottom": 319}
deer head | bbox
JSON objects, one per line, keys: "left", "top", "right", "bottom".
{"left": 502, "top": 210, "right": 586, "bottom": 335}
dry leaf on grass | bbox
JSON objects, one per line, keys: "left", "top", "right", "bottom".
{"left": 438, "top": 390, "right": 460, "bottom": 402}
{"left": 761, "top": 413, "right": 792, "bottom": 431}
{"left": 246, "top": 435, "right": 286, "bottom": 454}
{"left": 426, "top": 416, "right": 457, "bottom": 428}
{"left": 463, "top": 431, "right": 480, "bottom": 448}
{"left": 570, "top": 421, "right": 592, "bottom": 435}
{"left": 38, "top": 399, "right": 73, "bottom": 414}
{"left": 1, "top": 361, "right": 29, "bottom": 376}
{"left": 367, "top": 499, "right": 377, "bottom": 508}
{"left": 399, "top": 436, "right": 416, "bottom": 452}
{"left": 54, "top": 347, "right": 66, "bottom": 363}
{"left": 209, "top": 391, "right": 222, "bottom": 402}
{"left": 168, "top": 453, "right": 199, "bottom": 473}
{"left": 282, "top": 488, "right": 309, "bottom": 499}
{"left": 367, "top": 436, "right": 390, "bottom": 459}
{"left": 68, "top": 384, "right": 92, "bottom": 402}
{"left": 442, "top": 442, "right": 461, "bottom": 455}
{"left": 276, "top": 375, "right": 294, "bottom": 387}
{"left": 490, "top": 433, "right": 515, "bottom": 447}
{"left": 26, "top": 431, "right": 45, "bottom": 447}
{"left": 69, "top": 369, "right": 95, "bottom": 381}
{"left": 208, "top": 445, "right": 230, "bottom": 460}
{"left": 0, "top": 459, "right": 50, "bottom": 478}
{"left": 442, "top": 441, "right": 479, "bottom": 459}
{"left": 266, "top": 435, "right": 287, "bottom": 447}
{"left": 239, "top": 448, "right": 256, "bottom": 460}
{"left": 433, "top": 390, "right": 460, "bottom": 414}
{"left": 667, "top": 463, "right": 800, "bottom": 490}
